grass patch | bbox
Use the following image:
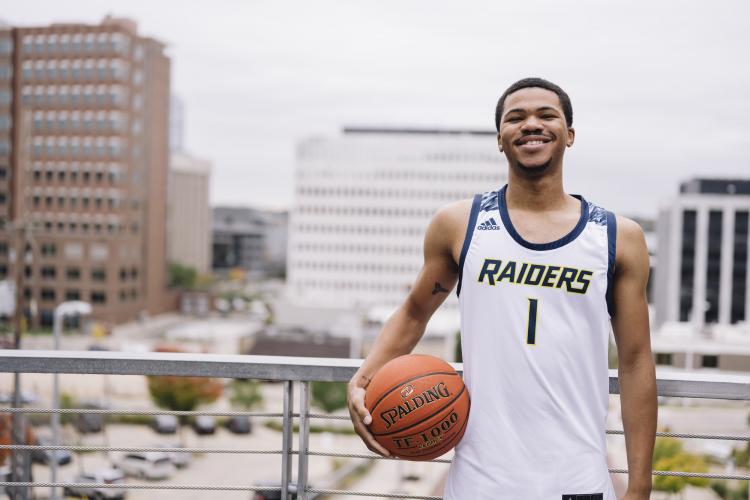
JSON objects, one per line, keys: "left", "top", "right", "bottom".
{"left": 263, "top": 420, "right": 356, "bottom": 435}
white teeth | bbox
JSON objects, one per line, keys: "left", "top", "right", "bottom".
{"left": 525, "top": 140, "right": 543, "bottom": 145}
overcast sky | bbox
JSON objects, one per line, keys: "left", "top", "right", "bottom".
{"left": 6, "top": 1, "right": 750, "bottom": 217}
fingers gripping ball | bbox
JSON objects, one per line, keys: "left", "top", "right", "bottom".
{"left": 365, "top": 354, "right": 470, "bottom": 461}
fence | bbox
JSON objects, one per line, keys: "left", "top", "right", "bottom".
{"left": 1, "top": 349, "right": 749, "bottom": 499}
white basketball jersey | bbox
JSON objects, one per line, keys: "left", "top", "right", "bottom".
{"left": 444, "top": 185, "right": 617, "bottom": 500}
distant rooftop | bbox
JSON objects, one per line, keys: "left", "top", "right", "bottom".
{"left": 680, "top": 178, "right": 750, "bottom": 195}
{"left": 343, "top": 126, "right": 495, "bottom": 136}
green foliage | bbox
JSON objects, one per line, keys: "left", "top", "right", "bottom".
{"left": 731, "top": 442, "right": 750, "bottom": 468}
{"left": 59, "top": 392, "right": 77, "bottom": 425}
{"left": 311, "top": 381, "right": 348, "bottom": 413}
{"left": 652, "top": 437, "right": 710, "bottom": 494}
{"left": 653, "top": 436, "right": 683, "bottom": 463}
{"left": 454, "top": 331, "right": 462, "bottom": 363}
{"left": 168, "top": 261, "right": 198, "bottom": 289}
{"left": 608, "top": 338, "right": 619, "bottom": 369}
{"left": 711, "top": 480, "right": 749, "bottom": 500}
{"left": 263, "top": 420, "right": 356, "bottom": 435}
{"left": 229, "top": 379, "right": 264, "bottom": 410}
{"left": 147, "top": 376, "right": 223, "bottom": 414}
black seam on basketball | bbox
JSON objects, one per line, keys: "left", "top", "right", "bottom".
{"left": 396, "top": 398, "right": 470, "bottom": 460}
{"left": 367, "top": 370, "right": 459, "bottom": 415}
{"left": 372, "top": 383, "right": 467, "bottom": 437}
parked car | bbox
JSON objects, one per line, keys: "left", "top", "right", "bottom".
{"left": 252, "top": 482, "right": 297, "bottom": 500}
{"left": 156, "top": 443, "right": 192, "bottom": 468}
{"left": 0, "top": 464, "right": 10, "bottom": 497}
{"left": 151, "top": 415, "right": 178, "bottom": 434}
{"left": 74, "top": 402, "right": 106, "bottom": 434}
{"left": 63, "top": 467, "right": 127, "bottom": 499}
{"left": 192, "top": 415, "right": 216, "bottom": 435}
{"left": 0, "top": 390, "right": 39, "bottom": 405}
{"left": 119, "top": 451, "right": 174, "bottom": 480}
{"left": 226, "top": 415, "right": 252, "bottom": 434}
{"left": 31, "top": 437, "right": 73, "bottom": 466}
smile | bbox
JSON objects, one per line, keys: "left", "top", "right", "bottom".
{"left": 514, "top": 135, "right": 552, "bottom": 146}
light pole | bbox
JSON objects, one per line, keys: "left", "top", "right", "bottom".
{"left": 50, "top": 300, "right": 92, "bottom": 500}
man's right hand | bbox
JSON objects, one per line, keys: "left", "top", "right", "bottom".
{"left": 347, "top": 380, "right": 391, "bottom": 457}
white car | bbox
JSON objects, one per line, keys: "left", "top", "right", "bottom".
{"left": 119, "top": 452, "right": 174, "bottom": 480}
{"left": 156, "top": 443, "right": 192, "bottom": 468}
{"left": 63, "top": 467, "right": 127, "bottom": 499}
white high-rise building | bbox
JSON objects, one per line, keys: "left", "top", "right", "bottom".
{"left": 167, "top": 152, "right": 212, "bottom": 273}
{"left": 287, "top": 127, "right": 507, "bottom": 310}
{"left": 654, "top": 178, "right": 750, "bottom": 330}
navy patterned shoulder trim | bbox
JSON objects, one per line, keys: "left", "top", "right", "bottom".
{"left": 480, "top": 190, "right": 499, "bottom": 212}
{"left": 587, "top": 201, "right": 608, "bottom": 226}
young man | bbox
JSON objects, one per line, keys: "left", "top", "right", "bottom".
{"left": 347, "top": 78, "right": 656, "bottom": 499}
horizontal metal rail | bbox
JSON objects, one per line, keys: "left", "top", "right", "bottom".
{"left": 1, "top": 350, "right": 749, "bottom": 399}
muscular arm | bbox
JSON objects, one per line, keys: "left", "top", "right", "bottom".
{"left": 347, "top": 200, "right": 470, "bottom": 455}
{"left": 611, "top": 216, "right": 657, "bottom": 499}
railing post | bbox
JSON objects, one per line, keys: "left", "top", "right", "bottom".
{"left": 297, "top": 381, "right": 311, "bottom": 500}
{"left": 281, "top": 380, "right": 294, "bottom": 500}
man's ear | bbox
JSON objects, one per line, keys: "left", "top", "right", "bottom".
{"left": 566, "top": 127, "right": 575, "bottom": 147}
{"left": 497, "top": 132, "right": 503, "bottom": 152}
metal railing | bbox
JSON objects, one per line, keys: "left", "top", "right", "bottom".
{"left": 0, "top": 349, "right": 749, "bottom": 499}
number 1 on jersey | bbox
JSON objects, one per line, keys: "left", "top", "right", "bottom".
{"left": 526, "top": 298, "right": 538, "bottom": 345}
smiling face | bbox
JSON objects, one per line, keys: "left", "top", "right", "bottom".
{"left": 498, "top": 87, "right": 575, "bottom": 176}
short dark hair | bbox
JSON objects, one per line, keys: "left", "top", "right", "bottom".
{"left": 495, "top": 77, "right": 573, "bottom": 131}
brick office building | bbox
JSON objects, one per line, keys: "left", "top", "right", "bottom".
{"left": 0, "top": 17, "right": 173, "bottom": 327}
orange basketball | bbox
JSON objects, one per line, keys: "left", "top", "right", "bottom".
{"left": 365, "top": 354, "right": 470, "bottom": 461}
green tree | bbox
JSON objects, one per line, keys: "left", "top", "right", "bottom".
{"left": 652, "top": 437, "right": 710, "bottom": 497}
{"left": 311, "top": 382, "right": 348, "bottom": 413}
{"left": 168, "top": 261, "right": 198, "bottom": 289}
{"left": 711, "top": 480, "right": 748, "bottom": 500}
{"left": 229, "top": 379, "right": 264, "bottom": 410}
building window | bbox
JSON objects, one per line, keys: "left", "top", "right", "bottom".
{"left": 41, "top": 288, "right": 56, "bottom": 302}
{"left": 679, "top": 210, "right": 697, "bottom": 321}
{"left": 91, "top": 291, "right": 106, "bottom": 304}
{"left": 65, "top": 290, "right": 81, "bottom": 301}
{"left": 41, "top": 266, "right": 56, "bottom": 279}
{"left": 41, "top": 243, "right": 57, "bottom": 257}
{"left": 91, "top": 268, "right": 106, "bottom": 282}
{"left": 705, "top": 211, "right": 722, "bottom": 324}
{"left": 701, "top": 355, "right": 719, "bottom": 369}
{"left": 655, "top": 353, "right": 672, "bottom": 366}
{"left": 66, "top": 267, "right": 81, "bottom": 280}
{"left": 732, "top": 211, "right": 749, "bottom": 324}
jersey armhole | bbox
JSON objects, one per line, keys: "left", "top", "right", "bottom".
{"left": 605, "top": 211, "right": 617, "bottom": 317}
{"left": 457, "top": 194, "right": 482, "bottom": 297}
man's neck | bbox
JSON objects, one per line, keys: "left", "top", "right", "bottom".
{"left": 505, "top": 168, "right": 571, "bottom": 212}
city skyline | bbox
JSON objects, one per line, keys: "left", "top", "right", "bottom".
{"left": 4, "top": 0, "right": 750, "bottom": 217}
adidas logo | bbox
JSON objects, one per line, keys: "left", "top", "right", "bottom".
{"left": 477, "top": 218, "right": 500, "bottom": 230}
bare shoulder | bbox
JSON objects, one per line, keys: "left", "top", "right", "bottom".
{"left": 614, "top": 215, "right": 648, "bottom": 271}
{"left": 432, "top": 198, "right": 473, "bottom": 229}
